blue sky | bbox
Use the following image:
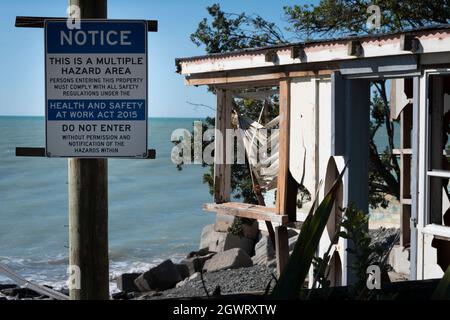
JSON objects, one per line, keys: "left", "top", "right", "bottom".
{"left": 0, "top": 0, "right": 315, "bottom": 117}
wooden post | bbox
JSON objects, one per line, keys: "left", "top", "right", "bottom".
{"left": 275, "top": 226, "right": 289, "bottom": 277}
{"left": 275, "top": 79, "right": 296, "bottom": 276}
{"left": 68, "top": 0, "right": 109, "bottom": 300}
{"left": 276, "top": 79, "right": 298, "bottom": 221}
{"left": 214, "top": 89, "right": 232, "bottom": 203}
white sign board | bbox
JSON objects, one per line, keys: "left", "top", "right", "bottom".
{"left": 45, "top": 20, "right": 148, "bottom": 158}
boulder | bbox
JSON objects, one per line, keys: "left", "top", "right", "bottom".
{"left": 0, "top": 287, "right": 40, "bottom": 299}
{"left": 252, "top": 235, "right": 275, "bottom": 266}
{"left": 223, "top": 233, "right": 254, "bottom": 256}
{"left": 214, "top": 214, "right": 235, "bottom": 232}
{"left": 186, "top": 247, "right": 213, "bottom": 259}
{"left": 241, "top": 220, "right": 260, "bottom": 240}
{"left": 179, "top": 252, "right": 215, "bottom": 275}
{"left": 175, "top": 263, "right": 190, "bottom": 280}
{"left": 134, "top": 259, "right": 182, "bottom": 291}
{"left": 199, "top": 224, "right": 227, "bottom": 252}
{"left": 116, "top": 273, "right": 140, "bottom": 293}
{"left": 203, "top": 248, "right": 253, "bottom": 273}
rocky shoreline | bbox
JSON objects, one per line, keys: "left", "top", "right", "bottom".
{"left": 0, "top": 215, "right": 400, "bottom": 300}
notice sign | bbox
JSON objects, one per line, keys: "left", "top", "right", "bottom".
{"left": 45, "top": 20, "right": 148, "bottom": 158}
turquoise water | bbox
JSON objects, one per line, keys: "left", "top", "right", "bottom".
{"left": 0, "top": 116, "right": 214, "bottom": 289}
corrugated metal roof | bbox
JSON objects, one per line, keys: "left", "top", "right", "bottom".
{"left": 175, "top": 24, "right": 450, "bottom": 69}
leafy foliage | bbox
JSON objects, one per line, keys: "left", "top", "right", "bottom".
{"left": 284, "top": 0, "right": 450, "bottom": 39}
{"left": 431, "top": 265, "right": 450, "bottom": 300}
{"left": 271, "top": 164, "right": 346, "bottom": 299}
{"left": 191, "top": 3, "right": 287, "bottom": 54}
{"left": 340, "top": 204, "right": 398, "bottom": 299}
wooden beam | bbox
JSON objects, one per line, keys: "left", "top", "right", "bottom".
{"left": 265, "top": 49, "right": 277, "bottom": 63}
{"left": 275, "top": 226, "right": 289, "bottom": 277}
{"left": 399, "top": 34, "right": 420, "bottom": 53}
{"left": 15, "top": 147, "right": 46, "bottom": 157}
{"left": 15, "top": 16, "right": 158, "bottom": 32}
{"left": 214, "top": 89, "right": 232, "bottom": 203}
{"left": 290, "top": 45, "right": 305, "bottom": 60}
{"left": 203, "top": 202, "right": 289, "bottom": 224}
{"left": 185, "top": 69, "right": 333, "bottom": 87}
{"left": 15, "top": 147, "right": 156, "bottom": 159}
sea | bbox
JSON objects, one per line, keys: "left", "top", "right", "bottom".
{"left": 0, "top": 116, "right": 214, "bottom": 291}
{"left": 0, "top": 116, "right": 398, "bottom": 292}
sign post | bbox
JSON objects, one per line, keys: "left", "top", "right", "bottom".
{"left": 14, "top": 0, "right": 156, "bottom": 300}
{"left": 47, "top": 0, "right": 147, "bottom": 300}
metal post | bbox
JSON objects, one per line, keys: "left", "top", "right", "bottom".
{"left": 68, "top": 0, "right": 109, "bottom": 300}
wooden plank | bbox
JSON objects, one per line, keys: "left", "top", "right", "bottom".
{"left": 203, "top": 202, "right": 289, "bottom": 224}
{"left": 214, "top": 89, "right": 231, "bottom": 203}
{"left": 275, "top": 226, "right": 289, "bottom": 277}
{"left": 276, "top": 79, "right": 297, "bottom": 221}
{"left": 15, "top": 147, "right": 156, "bottom": 159}
{"left": 15, "top": 16, "right": 158, "bottom": 32}
{"left": 16, "top": 147, "right": 46, "bottom": 157}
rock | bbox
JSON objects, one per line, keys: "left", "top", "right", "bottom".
{"left": 175, "top": 263, "right": 190, "bottom": 280}
{"left": 112, "top": 291, "right": 134, "bottom": 300}
{"left": 241, "top": 220, "right": 260, "bottom": 240}
{"left": 252, "top": 235, "right": 275, "bottom": 265}
{"left": 134, "top": 259, "right": 182, "bottom": 291}
{"left": 0, "top": 287, "right": 41, "bottom": 299}
{"left": 186, "top": 247, "right": 212, "bottom": 259}
{"left": 199, "top": 224, "right": 227, "bottom": 252}
{"left": 223, "top": 233, "right": 254, "bottom": 256}
{"left": 59, "top": 288, "right": 70, "bottom": 296}
{"left": 0, "top": 284, "right": 17, "bottom": 291}
{"left": 203, "top": 248, "right": 253, "bottom": 273}
{"left": 179, "top": 253, "right": 215, "bottom": 275}
{"left": 116, "top": 273, "right": 141, "bottom": 293}
{"left": 214, "top": 214, "right": 235, "bottom": 232}
{"left": 176, "top": 272, "right": 201, "bottom": 288}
